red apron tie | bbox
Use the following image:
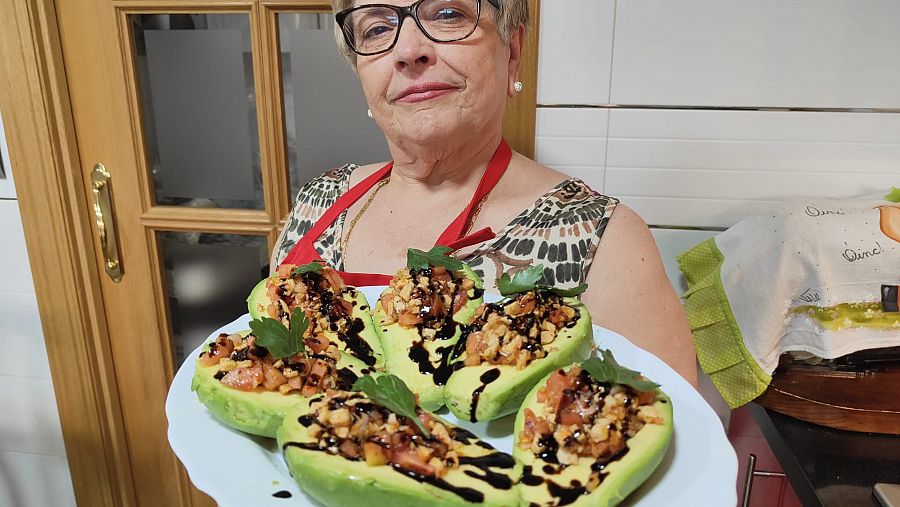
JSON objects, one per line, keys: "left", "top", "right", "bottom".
{"left": 279, "top": 139, "right": 512, "bottom": 286}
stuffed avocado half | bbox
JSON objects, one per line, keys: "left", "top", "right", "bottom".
{"left": 247, "top": 262, "right": 383, "bottom": 367}
{"left": 192, "top": 328, "right": 372, "bottom": 438}
{"left": 277, "top": 375, "right": 520, "bottom": 507}
{"left": 513, "top": 354, "right": 673, "bottom": 507}
{"left": 374, "top": 249, "right": 484, "bottom": 411}
{"left": 444, "top": 289, "right": 593, "bottom": 423}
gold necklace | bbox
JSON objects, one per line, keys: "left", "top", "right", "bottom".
{"left": 340, "top": 177, "right": 390, "bottom": 260}
{"left": 340, "top": 179, "right": 491, "bottom": 261}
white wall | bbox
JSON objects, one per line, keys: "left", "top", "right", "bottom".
{"left": 535, "top": 0, "right": 900, "bottom": 427}
{"left": 0, "top": 113, "right": 77, "bottom": 506}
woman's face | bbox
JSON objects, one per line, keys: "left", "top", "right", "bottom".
{"left": 353, "top": 1, "right": 522, "bottom": 149}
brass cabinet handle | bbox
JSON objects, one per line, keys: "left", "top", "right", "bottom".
{"left": 91, "top": 164, "right": 123, "bottom": 282}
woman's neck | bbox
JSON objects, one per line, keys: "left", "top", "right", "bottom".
{"left": 386, "top": 131, "right": 503, "bottom": 190}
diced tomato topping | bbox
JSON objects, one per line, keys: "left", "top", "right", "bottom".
{"left": 398, "top": 312, "right": 423, "bottom": 327}
{"left": 339, "top": 440, "right": 361, "bottom": 459}
{"left": 301, "top": 360, "right": 329, "bottom": 396}
{"left": 220, "top": 363, "right": 264, "bottom": 391}
{"left": 390, "top": 434, "right": 435, "bottom": 476}
{"left": 558, "top": 404, "right": 583, "bottom": 426}
{"left": 337, "top": 298, "right": 354, "bottom": 316}
{"left": 543, "top": 369, "right": 576, "bottom": 414}
{"left": 305, "top": 334, "right": 330, "bottom": 354}
{"left": 636, "top": 389, "right": 656, "bottom": 406}
{"left": 199, "top": 334, "right": 234, "bottom": 367}
{"left": 322, "top": 268, "right": 346, "bottom": 292}
{"left": 261, "top": 363, "right": 288, "bottom": 390}
{"left": 464, "top": 333, "right": 483, "bottom": 366}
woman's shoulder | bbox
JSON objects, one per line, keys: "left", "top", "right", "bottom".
{"left": 521, "top": 176, "right": 619, "bottom": 227}
{"left": 298, "top": 163, "right": 358, "bottom": 196}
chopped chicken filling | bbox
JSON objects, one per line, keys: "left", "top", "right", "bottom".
{"left": 464, "top": 291, "right": 578, "bottom": 370}
{"left": 261, "top": 264, "right": 355, "bottom": 338}
{"left": 518, "top": 366, "right": 661, "bottom": 480}
{"left": 377, "top": 266, "right": 476, "bottom": 333}
{"left": 198, "top": 333, "right": 353, "bottom": 395}
{"left": 303, "top": 393, "right": 466, "bottom": 478}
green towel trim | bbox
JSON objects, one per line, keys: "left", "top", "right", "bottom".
{"left": 677, "top": 238, "right": 771, "bottom": 408}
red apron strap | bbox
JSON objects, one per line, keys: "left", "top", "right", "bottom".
{"left": 280, "top": 138, "right": 512, "bottom": 283}
{"left": 300, "top": 163, "right": 392, "bottom": 244}
{"left": 435, "top": 139, "right": 511, "bottom": 248}
{"left": 337, "top": 271, "right": 393, "bottom": 287}
{"left": 442, "top": 227, "right": 496, "bottom": 252}
{"left": 280, "top": 162, "right": 392, "bottom": 267}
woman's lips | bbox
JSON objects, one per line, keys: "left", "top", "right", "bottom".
{"left": 393, "top": 83, "right": 457, "bottom": 103}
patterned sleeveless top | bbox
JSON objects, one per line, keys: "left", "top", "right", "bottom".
{"left": 273, "top": 165, "right": 619, "bottom": 289}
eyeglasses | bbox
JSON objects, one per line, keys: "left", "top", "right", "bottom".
{"left": 335, "top": 0, "right": 500, "bottom": 57}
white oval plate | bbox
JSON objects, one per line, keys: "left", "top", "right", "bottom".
{"left": 166, "top": 287, "right": 737, "bottom": 507}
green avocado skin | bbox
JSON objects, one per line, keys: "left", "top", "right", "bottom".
{"left": 512, "top": 367, "right": 674, "bottom": 507}
{"left": 374, "top": 264, "right": 484, "bottom": 411}
{"left": 246, "top": 278, "right": 385, "bottom": 367}
{"left": 444, "top": 297, "right": 593, "bottom": 422}
{"left": 191, "top": 343, "right": 369, "bottom": 438}
{"left": 277, "top": 403, "right": 520, "bottom": 507}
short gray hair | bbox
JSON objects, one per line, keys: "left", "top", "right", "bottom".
{"left": 331, "top": 0, "right": 529, "bottom": 66}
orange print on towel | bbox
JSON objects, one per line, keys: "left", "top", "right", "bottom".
{"left": 878, "top": 204, "right": 900, "bottom": 243}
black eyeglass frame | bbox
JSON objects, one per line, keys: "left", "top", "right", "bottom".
{"left": 335, "top": 0, "right": 502, "bottom": 57}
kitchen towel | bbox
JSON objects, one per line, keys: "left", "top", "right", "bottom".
{"left": 678, "top": 188, "right": 900, "bottom": 408}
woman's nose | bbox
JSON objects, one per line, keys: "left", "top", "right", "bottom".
{"left": 392, "top": 18, "right": 436, "bottom": 70}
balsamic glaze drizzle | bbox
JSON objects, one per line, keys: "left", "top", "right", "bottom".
{"left": 469, "top": 368, "right": 501, "bottom": 422}
{"left": 407, "top": 315, "right": 467, "bottom": 385}
{"left": 282, "top": 440, "right": 518, "bottom": 502}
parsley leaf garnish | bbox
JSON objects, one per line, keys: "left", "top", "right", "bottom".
{"left": 581, "top": 349, "right": 660, "bottom": 392}
{"left": 353, "top": 374, "right": 431, "bottom": 438}
{"left": 885, "top": 186, "right": 900, "bottom": 203}
{"left": 497, "top": 264, "right": 588, "bottom": 298}
{"left": 249, "top": 307, "right": 308, "bottom": 359}
{"left": 291, "top": 260, "right": 326, "bottom": 277}
{"left": 406, "top": 246, "right": 465, "bottom": 272}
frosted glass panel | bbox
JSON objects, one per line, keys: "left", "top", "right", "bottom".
{"left": 158, "top": 232, "right": 268, "bottom": 366}
{"left": 132, "top": 14, "right": 263, "bottom": 209}
{"left": 278, "top": 13, "right": 390, "bottom": 200}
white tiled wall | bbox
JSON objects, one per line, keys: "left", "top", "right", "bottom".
{"left": 536, "top": 0, "right": 900, "bottom": 230}
{"left": 610, "top": 0, "right": 900, "bottom": 108}
{"left": 534, "top": 1, "right": 900, "bottom": 429}
{"left": 537, "top": 0, "right": 615, "bottom": 105}
{"left": 0, "top": 113, "right": 76, "bottom": 506}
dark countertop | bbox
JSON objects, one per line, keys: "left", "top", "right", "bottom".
{"left": 750, "top": 402, "right": 900, "bottom": 507}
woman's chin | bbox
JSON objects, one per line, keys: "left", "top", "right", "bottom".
{"left": 391, "top": 109, "right": 481, "bottom": 146}
{"left": 393, "top": 113, "right": 463, "bottom": 144}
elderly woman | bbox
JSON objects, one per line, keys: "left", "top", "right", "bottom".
{"left": 272, "top": 0, "right": 698, "bottom": 387}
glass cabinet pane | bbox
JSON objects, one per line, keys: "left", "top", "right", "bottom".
{"left": 131, "top": 14, "right": 264, "bottom": 209}
{"left": 158, "top": 231, "right": 269, "bottom": 366}
{"left": 278, "top": 13, "right": 389, "bottom": 200}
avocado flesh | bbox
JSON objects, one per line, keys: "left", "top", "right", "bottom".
{"left": 276, "top": 402, "right": 520, "bottom": 507}
{"left": 793, "top": 302, "right": 900, "bottom": 332}
{"left": 444, "top": 297, "right": 593, "bottom": 422}
{"left": 374, "top": 264, "right": 484, "bottom": 411}
{"left": 246, "top": 278, "right": 384, "bottom": 367}
{"left": 512, "top": 368, "right": 674, "bottom": 507}
{"left": 191, "top": 341, "right": 370, "bottom": 438}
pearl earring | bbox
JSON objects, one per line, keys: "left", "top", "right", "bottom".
{"left": 513, "top": 81, "right": 524, "bottom": 93}
{"left": 367, "top": 108, "right": 374, "bottom": 118}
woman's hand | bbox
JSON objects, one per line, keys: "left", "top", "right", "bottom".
{"left": 580, "top": 205, "right": 700, "bottom": 389}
